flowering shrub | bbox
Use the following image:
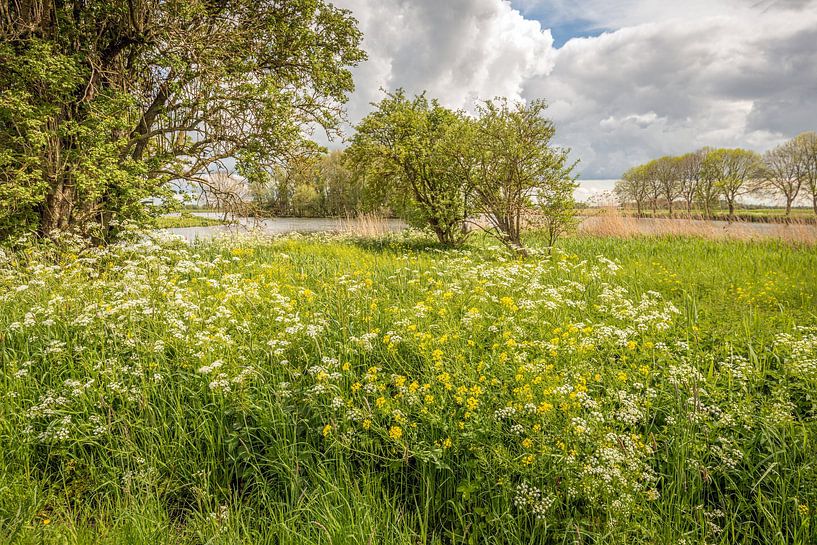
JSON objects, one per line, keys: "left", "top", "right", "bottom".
{"left": 0, "top": 232, "right": 815, "bottom": 543}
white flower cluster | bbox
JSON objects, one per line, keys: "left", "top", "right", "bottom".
{"left": 513, "top": 482, "right": 555, "bottom": 521}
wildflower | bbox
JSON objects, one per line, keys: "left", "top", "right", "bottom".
{"left": 322, "top": 424, "right": 332, "bottom": 437}
{"left": 362, "top": 419, "right": 372, "bottom": 430}
{"left": 388, "top": 425, "right": 403, "bottom": 440}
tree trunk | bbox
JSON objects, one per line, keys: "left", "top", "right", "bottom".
{"left": 728, "top": 200, "right": 735, "bottom": 217}
{"left": 785, "top": 198, "right": 792, "bottom": 217}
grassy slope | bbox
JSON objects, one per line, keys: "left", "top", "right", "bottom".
{"left": 1, "top": 232, "right": 815, "bottom": 544}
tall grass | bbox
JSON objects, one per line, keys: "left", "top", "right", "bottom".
{"left": 580, "top": 207, "right": 817, "bottom": 246}
{"left": 0, "top": 231, "right": 815, "bottom": 544}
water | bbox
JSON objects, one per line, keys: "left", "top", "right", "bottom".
{"left": 163, "top": 215, "right": 406, "bottom": 242}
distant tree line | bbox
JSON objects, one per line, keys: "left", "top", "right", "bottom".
{"left": 614, "top": 133, "right": 817, "bottom": 217}
{"left": 248, "top": 151, "right": 366, "bottom": 218}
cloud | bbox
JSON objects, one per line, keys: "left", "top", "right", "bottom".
{"left": 333, "top": 0, "right": 556, "bottom": 119}
{"left": 522, "top": 2, "right": 817, "bottom": 177}
{"left": 330, "top": 0, "right": 817, "bottom": 178}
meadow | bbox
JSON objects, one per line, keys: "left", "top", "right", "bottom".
{"left": 1, "top": 230, "right": 816, "bottom": 544}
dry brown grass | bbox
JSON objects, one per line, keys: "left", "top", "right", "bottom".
{"left": 340, "top": 213, "right": 393, "bottom": 237}
{"left": 579, "top": 208, "right": 817, "bottom": 245}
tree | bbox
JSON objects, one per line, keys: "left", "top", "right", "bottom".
{"left": 535, "top": 175, "right": 578, "bottom": 250}
{"left": 347, "top": 90, "right": 467, "bottom": 245}
{"left": 678, "top": 149, "right": 706, "bottom": 215}
{"left": 292, "top": 183, "right": 320, "bottom": 216}
{"left": 615, "top": 165, "right": 650, "bottom": 215}
{"left": 703, "top": 148, "right": 763, "bottom": 217}
{"left": 317, "top": 150, "right": 362, "bottom": 216}
{"left": 453, "top": 98, "right": 574, "bottom": 254}
{"left": 641, "top": 160, "right": 662, "bottom": 215}
{"left": 762, "top": 140, "right": 802, "bottom": 216}
{"left": 654, "top": 155, "right": 682, "bottom": 215}
{"left": 793, "top": 132, "right": 817, "bottom": 216}
{"left": 0, "top": 0, "right": 365, "bottom": 239}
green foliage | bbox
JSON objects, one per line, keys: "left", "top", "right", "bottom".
{"left": 535, "top": 176, "right": 578, "bottom": 248}
{"left": 453, "top": 98, "right": 575, "bottom": 253}
{"left": 703, "top": 148, "right": 764, "bottom": 215}
{"left": 347, "top": 90, "right": 468, "bottom": 245}
{"left": 0, "top": 0, "right": 365, "bottom": 239}
{"left": 251, "top": 150, "right": 364, "bottom": 217}
{"left": 0, "top": 40, "right": 155, "bottom": 238}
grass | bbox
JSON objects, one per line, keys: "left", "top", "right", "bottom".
{"left": 1, "top": 230, "right": 816, "bottom": 544}
{"left": 154, "top": 213, "right": 227, "bottom": 229}
{"left": 579, "top": 209, "right": 817, "bottom": 245}
{"left": 614, "top": 207, "right": 817, "bottom": 222}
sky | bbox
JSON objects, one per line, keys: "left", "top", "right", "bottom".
{"left": 329, "top": 0, "right": 817, "bottom": 180}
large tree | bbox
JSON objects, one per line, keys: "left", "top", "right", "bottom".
{"left": 653, "top": 155, "right": 682, "bottom": 215}
{"left": 347, "top": 90, "right": 468, "bottom": 245}
{"left": 793, "top": 132, "right": 817, "bottom": 216}
{"left": 0, "top": 0, "right": 365, "bottom": 239}
{"left": 615, "top": 165, "right": 650, "bottom": 215}
{"left": 703, "top": 148, "right": 763, "bottom": 217}
{"left": 453, "top": 98, "right": 574, "bottom": 254}
{"left": 678, "top": 149, "right": 707, "bottom": 215}
{"left": 762, "top": 139, "right": 802, "bottom": 216}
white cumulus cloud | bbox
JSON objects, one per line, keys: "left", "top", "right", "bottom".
{"left": 331, "top": 0, "right": 817, "bottom": 178}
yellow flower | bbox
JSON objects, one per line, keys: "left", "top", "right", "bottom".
{"left": 522, "top": 454, "right": 535, "bottom": 466}
{"left": 522, "top": 438, "right": 533, "bottom": 449}
{"left": 42, "top": 518, "right": 51, "bottom": 525}
{"left": 375, "top": 396, "right": 386, "bottom": 408}
{"left": 388, "top": 425, "right": 403, "bottom": 440}
{"left": 351, "top": 382, "right": 362, "bottom": 393}
{"left": 322, "top": 424, "right": 332, "bottom": 437}
{"left": 443, "top": 437, "right": 453, "bottom": 449}
{"left": 362, "top": 419, "right": 372, "bottom": 430}
{"left": 626, "top": 340, "right": 637, "bottom": 351}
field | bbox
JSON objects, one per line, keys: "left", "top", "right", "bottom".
{"left": 1, "top": 231, "right": 816, "bottom": 544}
{"left": 154, "top": 214, "right": 228, "bottom": 229}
